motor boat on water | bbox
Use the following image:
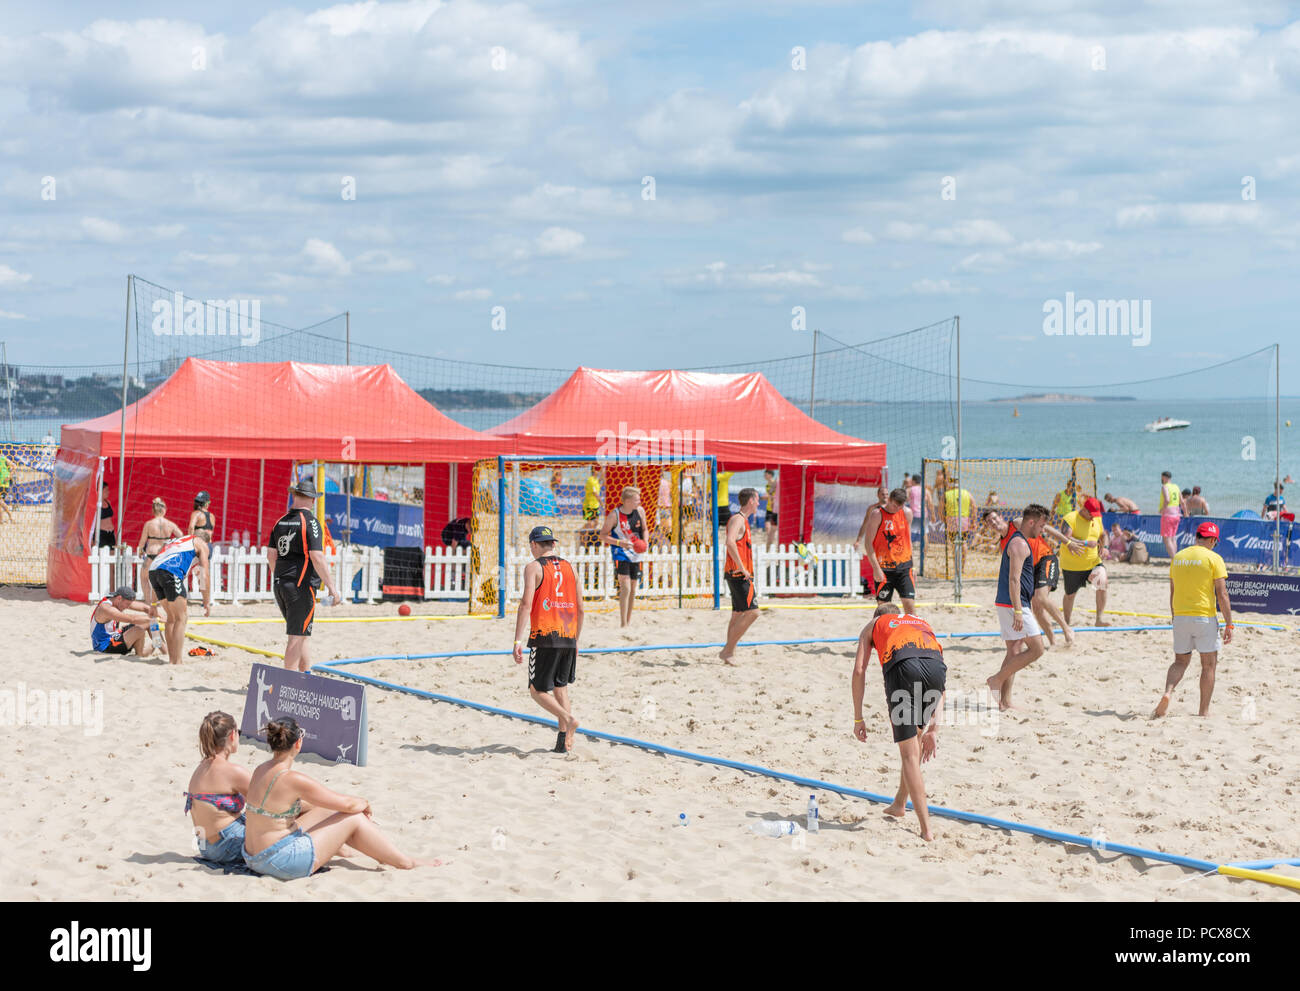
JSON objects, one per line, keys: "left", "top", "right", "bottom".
{"left": 1145, "top": 417, "right": 1190, "bottom": 432}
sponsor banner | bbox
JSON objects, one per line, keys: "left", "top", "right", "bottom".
{"left": 325, "top": 493, "right": 422, "bottom": 549}
{"left": 240, "top": 663, "right": 368, "bottom": 765}
{"left": 1223, "top": 572, "right": 1300, "bottom": 616}
{"left": 1103, "top": 513, "right": 1300, "bottom": 567}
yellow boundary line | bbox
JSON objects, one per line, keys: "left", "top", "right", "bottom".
{"left": 191, "top": 614, "right": 492, "bottom": 626}
{"left": 761, "top": 601, "right": 982, "bottom": 611}
{"left": 1216, "top": 865, "right": 1300, "bottom": 891}
{"left": 185, "top": 632, "right": 284, "bottom": 660}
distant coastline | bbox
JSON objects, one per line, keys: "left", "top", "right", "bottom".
{"left": 992, "top": 394, "right": 1137, "bottom": 403}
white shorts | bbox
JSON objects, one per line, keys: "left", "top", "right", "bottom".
{"left": 997, "top": 605, "right": 1042, "bottom": 642}
{"left": 1173, "top": 615, "right": 1221, "bottom": 654}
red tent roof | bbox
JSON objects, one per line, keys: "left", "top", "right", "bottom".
{"left": 491, "top": 367, "right": 884, "bottom": 471}
{"left": 61, "top": 358, "right": 506, "bottom": 462}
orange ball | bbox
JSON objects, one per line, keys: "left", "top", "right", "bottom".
{"left": 398, "top": 603, "right": 411, "bottom": 616}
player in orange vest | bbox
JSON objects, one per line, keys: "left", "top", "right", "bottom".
{"left": 513, "top": 525, "right": 585, "bottom": 752}
{"left": 852, "top": 602, "right": 947, "bottom": 841}
{"left": 719, "top": 488, "right": 761, "bottom": 665}
{"left": 855, "top": 486, "right": 917, "bottom": 614}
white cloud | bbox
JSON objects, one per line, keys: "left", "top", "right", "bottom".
{"left": 0, "top": 264, "right": 32, "bottom": 286}
{"left": 177, "top": 251, "right": 240, "bottom": 268}
{"left": 910, "top": 278, "right": 973, "bottom": 295}
{"left": 453, "top": 288, "right": 492, "bottom": 301}
{"left": 81, "top": 217, "right": 127, "bottom": 243}
{"left": 302, "top": 238, "right": 351, "bottom": 276}
{"left": 426, "top": 274, "right": 457, "bottom": 285}
{"left": 842, "top": 228, "right": 875, "bottom": 244}
{"left": 354, "top": 250, "right": 414, "bottom": 273}
{"left": 885, "top": 219, "right": 1014, "bottom": 246}
{"left": 1115, "top": 203, "right": 1263, "bottom": 228}
{"left": 535, "top": 226, "right": 585, "bottom": 256}
{"left": 0, "top": 309, "right": 27, "bottom": 319}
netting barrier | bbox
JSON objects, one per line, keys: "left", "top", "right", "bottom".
{"left": 0, "top": 443, "right": 56, "bottom": 584}
{"left": 921, "top": 457, "right": 1097, "bottom": 580}
{"left": 468, "top": 456, "right": 717, "bottom": 614}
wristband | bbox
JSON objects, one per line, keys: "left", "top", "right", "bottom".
{"left": 854, "top": 718, "right": 864, "bottom": 724}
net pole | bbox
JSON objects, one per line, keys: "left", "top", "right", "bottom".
{"left": 810, "top": 328, "right": 818, "bottom": 422}
{"left": 1275, "top": 342, "right": 1281, "bottom": 572}
{"left": 345, "top": 310, "right": 351, "bottom": 557}
{"left": 2, "top": 342, "right": 13, "bottom": 442}
{"left": 116, "top": 275, "right": 132, "bottom": 588}
{"left": 677, "top": 469, "right": 683, "bottom": 609}
{"left": 256, "top": 459, "right": 265, "bottom": 545}
{"left": 711, "top": 456, "right": 720, "bottom": 610}
{"left": 497, "top": 455, "right": 506, "bottom": 620}
{"left": 954, "top": 315, "right": 963, "bottom": 604}
{"left": 220, "top": 458, "right": 231, "bottom": 543}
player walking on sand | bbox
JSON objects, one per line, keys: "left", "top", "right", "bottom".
{"left": 719, "top": 488, "right": 761, "bottom": 665}
{"left": 854, "top": 486, "right": 917, "bottom": 614}
{"left": 1158, "top": 470, "right": 1183, "bottom": 559}
{"left": 513, "top": 526, "right": 584, "bottom": 752}
{"left": 267, "top": 478, "right": 342, "bottom": 672}
{"left": 1154, "top": 521, "right": 1233, "bottom": 718}
{"left": 852, "top": 603, "right": 947, "bottom": 842}
{"left": 600, "top": 485, "right": 648, "bottom": 627}
{"left": 1059, "top": 496, "right": 1110, "bottom": 627}
{"left": 985, "top": 512, "right": 1084, "bottom": 648}
{"left": 985, "top": 503, "right": 1050, "bottom": 710}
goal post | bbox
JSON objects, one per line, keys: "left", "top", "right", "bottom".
{"left": 921, "top": 457, "right": 1098, "bottom": 580}
{"left": 469, "top": 455, "right": 720, "bottom": 616}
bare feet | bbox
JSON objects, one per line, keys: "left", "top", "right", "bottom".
{"left": 920, "top": 828, "right": 934, "bottom": 841}
{"left": 1095, "top": 617, "right": 1111, "bottom": 627}
{"left": 1063, "top": 631, "right": 1075, "bottom": 648}
{"left": 413, "top": 857, "right": 447, "bottom": 868}
{"left": 883, "top": 803, "right": 906, "bottom": 818}
{"left": 985, "top": 677, "right": 1002, "bottom": 708}
{"left": 719, "top": 649, "right": 737, "bottom": 666}
{"left": 565, "top": 715, "right": 579, "bottom": 751}
{"left": 1152, "top": 693, "right": 1170, "bottom": 718}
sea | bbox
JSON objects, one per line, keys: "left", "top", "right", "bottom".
{"left": 11, "top": 397, "right": 1295, "bottom": 518}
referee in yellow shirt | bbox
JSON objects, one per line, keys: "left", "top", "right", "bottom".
{"left": 1058, "top": 496, "right": 1110, "bottom": 627}
{"left": 1154, "top": 521, "right": 1233, "bottom": 718}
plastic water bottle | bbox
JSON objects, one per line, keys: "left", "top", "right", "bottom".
{"left": 149, "top": 621, "right": 163, "bottom": 651}
{"left": 675, "top": 813, "right": 689, "bottom": 827}
{"left": 807, "top": 794, "right": 819, "bottom": 834}
{"left": 750, "top": 820, "right": 801, "bottom": 837}
{"left": 241, "top": 529, "right": 251, "bottom": 548}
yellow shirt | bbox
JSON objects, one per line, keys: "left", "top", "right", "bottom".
{"left": 1160, "top": 482, "right": 1182, "bottom": 514}
{"left": 1058, "top": 510, "right": 1102, "bottom": 571}
{"left": 717, "top": 471, "right": 734, "bottom": 507}
{"left": 1170, "top": 545, "right": 1227, "bottom": 617}
{"left": 583, "top": 476, "right": 600, "bottom": 511}
{"left": 943, "top": 487, "right": 972, "bottom": 517}
{"left": 1053, "top": 489, "right": 1075, "bottom": 517}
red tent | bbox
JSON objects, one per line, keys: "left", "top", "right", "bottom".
{"left": 490, "top": 367, "right": 886, "bottom": 544}
{"left": 49, "top": 358, "right": 506, "bottom": 600}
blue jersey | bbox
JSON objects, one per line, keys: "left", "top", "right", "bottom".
{"left": 994, "top": 527, "right": 1034, "bottom": 608}
{"left": 610, "top": 509, "right": 645, "bottom": 563}
{"left": 151, "top": 534, "right": 198, "bottom": 578}
{"left": 90, "top": 597, "right": 121, "bottom": 651}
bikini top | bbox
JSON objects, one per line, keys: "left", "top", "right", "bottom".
{"left": 184, "top": 791, "right": 246, "bottom": 815}
{"left": 244, "top": 769, "right": 302, "bottom": 820}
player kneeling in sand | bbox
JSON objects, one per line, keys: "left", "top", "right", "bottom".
{"left": 852, "top": 603, "right": 947, "bottom": 841}
{"left": 90, "top": 584, "right": 161, "bottom": 658}
{"left": 514, "top": 526, "right": 584, "bottom": 752}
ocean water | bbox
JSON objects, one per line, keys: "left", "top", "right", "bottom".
{"left": 15, "top": 398, "right": 1295, "bottom": 518}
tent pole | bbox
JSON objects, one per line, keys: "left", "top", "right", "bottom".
{"left": 1275, "top": 342, "right": 1281, "bottom": 572}
{"left": 116, "top": 274, "right": 132, "bottom": 588}
{"left": 954, "top": 315, "right": 963, "bottom": 604}
{"left": 220, "top": 458, "right": 231, "bottom": 543}
{"left": 257, "top": 459, "right": 265, "bottom": 546}
{"left": 344, "top": 313, "right": 351, "bottom": 556}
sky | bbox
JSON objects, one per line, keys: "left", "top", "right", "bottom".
{"left": 2, "top": 0, "right": 1299, "bottom": 390}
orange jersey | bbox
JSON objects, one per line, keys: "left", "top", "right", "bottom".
{"left": 724, "top": 515, "right": 753, "bottom": 576}
{"left": 1000, "top": 522, "right": 1047, "bottom": 562}
{"left": 872, "top": 506, "right": 912, "bottom": 568}
{"left": 870, "top": 614, "right": 942, "bottom": 668}
{"left": 528, "top": 555, "right": 580, "bottom": 647}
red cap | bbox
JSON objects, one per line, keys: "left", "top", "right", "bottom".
{"left": 1083, "top": 497, "right": 1103, "bottom": 516}
{"left": 1197, "top": 521, "right": 1219, "bottom": 539}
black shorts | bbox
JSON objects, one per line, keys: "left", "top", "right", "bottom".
{"left": 766, "top": 511, "right": 778, "bottom": 527}
{"left": 614, "top": 559, "right": 641, "bottom": 581}
{"left": 1035, "top": 554, "right": 1060, "bottom": 591}
{"left": 717, "top": 506, "right": 731, "bottom": 527}
{"left": 149, "top": 569, "right": 187, "bottom": 601}
{"left": 875, "top": 565, "right": 915, "bottom": 602}
{"left": 98, "top": 530, "right": 116, "bottom": 548}
{"left": 883, "top": 651, "right": 948, "bottom": 743}
{"left": 1062, "top": 566, "right": 1101, "bottom": 596}
{"left": 99, "top": 629, "right": 135, "bottom": 655}
{"left": 274, "top": 579, "right": 318, "bottom": 636}
{"left": 726, "top": 574, "right": 757, "bottom": 612}
{"left": 529, "top": 646, "right": 577, "bottom": 693}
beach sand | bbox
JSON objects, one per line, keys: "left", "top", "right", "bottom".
{"left": 2, "top": 562, "right": 1298, "bottom": 901}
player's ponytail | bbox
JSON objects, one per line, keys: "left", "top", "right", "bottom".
{"left": 199, "top": 711, "right": 237, "bottom": 757}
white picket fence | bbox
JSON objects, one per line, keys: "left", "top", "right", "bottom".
{"left": 88, "top": 542, "right": 860, "bottom": 604}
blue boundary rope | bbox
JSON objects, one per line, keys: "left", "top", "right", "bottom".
{"left": 313, "top": 645, "right": 1296, "bottom": 877}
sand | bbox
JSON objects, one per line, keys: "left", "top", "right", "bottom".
{"left": 2, "top": 561, "right": 1298, "bottom": 901}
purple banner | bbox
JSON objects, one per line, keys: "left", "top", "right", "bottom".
{"left": 1224, "top": 573, "right": 1300, "bottom": 617}
{"left": 239, "top": 663, "right": 368, "bottom": 765}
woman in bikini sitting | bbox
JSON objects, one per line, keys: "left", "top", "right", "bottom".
{"left": 185, "top": 711, "right": 251, "bottom": 865}
{"left": 137, "top": 497, "right": 183, "bottom": 608}
{"left": 242, "top": 717, "right": 442, "bottom": 880}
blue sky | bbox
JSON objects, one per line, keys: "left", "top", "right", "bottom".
{"left": 2, "top": 0, "right": 1299, "bottom": 390}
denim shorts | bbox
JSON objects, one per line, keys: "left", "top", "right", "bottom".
{"left": 197, "top": 815, "right": 246, "bottom": 865}
{"left": 243, "top": 829, "right": 316, "bottom": 881}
